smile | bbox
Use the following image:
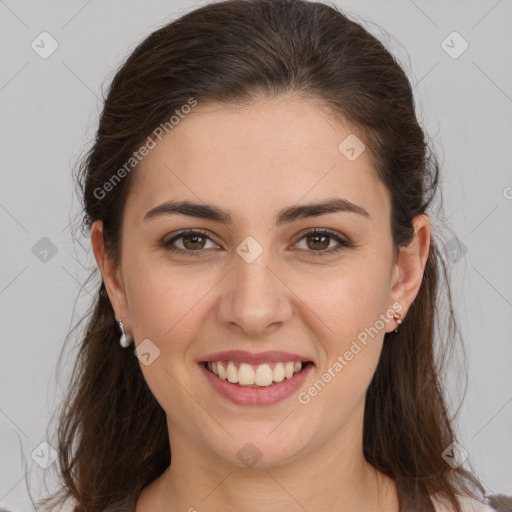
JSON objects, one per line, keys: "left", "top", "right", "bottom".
{"left": 205, "top": 360, "right": 306, "bottom": 387}
{"left": 199, "top": 359, "right": 314, "bottom": 406}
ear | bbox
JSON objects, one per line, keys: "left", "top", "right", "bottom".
{"left": 385, "top": 214, "right": 431, "bottom": 333}
{"left": 91, "top": 220, "right": 131, "bottom": 333}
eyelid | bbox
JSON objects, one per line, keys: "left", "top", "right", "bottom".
{"left": 293, "top": 227, "right": 350, "bottom": 244}
{"left": 162, "top": 228, "right": 220, "bottom": 250}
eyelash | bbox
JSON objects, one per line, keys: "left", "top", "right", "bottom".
{"left": 161, "top": 228, "right": 351, "bottom": 258}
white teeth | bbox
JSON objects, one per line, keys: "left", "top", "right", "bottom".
{"left": 206, "top": 360, "right": 305, "bottom": 387}
{"left": 217, "top": 362, "right": 227, "bottom": 380}
{"left": 284, "top": 361, "right": 295, "bottom": 379}
{"left": 238, "top": 363, "right": 255, "bottom": 385}
{"left": 273, "top": 362, "right": 285, "bottom": 382}
{"left": 254, "top": 364, "right": 273, "bottom": 386}
{"left": 226, "top": 361, "right": 238, "bottom": 383}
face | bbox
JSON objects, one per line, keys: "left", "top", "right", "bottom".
{"left": 92, "top": 95, "right": 430, "bottom": 469}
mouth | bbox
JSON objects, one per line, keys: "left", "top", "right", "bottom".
{"left": 201, "top": 360, "right": 314, "bottom": 388}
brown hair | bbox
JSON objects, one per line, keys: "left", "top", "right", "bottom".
{"left": 39, "top": 0, "right": 485, "bottom": 510}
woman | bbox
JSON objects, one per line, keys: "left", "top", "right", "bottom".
{"left": 40, "top": 0, "right": 497, "bottom": 510}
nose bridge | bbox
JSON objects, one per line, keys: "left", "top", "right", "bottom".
{"left": 217, "top": 241, "right": 292, "bottom": 335}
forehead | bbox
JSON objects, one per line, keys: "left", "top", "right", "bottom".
{"left": 125, "top": 96, "right": 390, "bottom": 224}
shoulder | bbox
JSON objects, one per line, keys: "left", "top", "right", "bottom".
{"left": 431, "top": 493, "right": 496, "bottom": 512}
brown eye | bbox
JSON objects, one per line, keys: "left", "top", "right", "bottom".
{"left": 162, "top": 229, "right": 218, "bottom": 256}
{"left": 305, "top": 233, "right": 331, "bottom": 251}
{"left": 294, "top": 229, "right": 351, "bottom": 258}
{"left": 181, "top": 233, "right": 207, "bottom": 250}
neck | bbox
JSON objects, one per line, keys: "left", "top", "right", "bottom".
{"left": 137, "top": 413, "right": 399, "bottom": 512}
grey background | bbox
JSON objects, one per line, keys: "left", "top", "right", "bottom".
{"left": 1, "top": 0, "right": 511, "bottom": 510}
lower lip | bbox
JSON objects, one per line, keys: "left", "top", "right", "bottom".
{"left": 199, "top": 362, "right": 314, "bottom": 406}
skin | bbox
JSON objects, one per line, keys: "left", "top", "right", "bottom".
{"left": 91, "top": 94, "right": 431, "bottom": 512}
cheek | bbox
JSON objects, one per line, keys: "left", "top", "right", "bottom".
{"left": 299, "top": 258, "right": 391, "bottom": 400}
{"left": 304, "top": 261, "right": 391, "bottom": 338}
{"left": 123, "top": 253, "right": 195, "bottom": 342}
{"left": 124, "top": 261, "right": 210, "bottom": 414}
{"left": 303, "top": 273, "right": 389, "bottom": 413}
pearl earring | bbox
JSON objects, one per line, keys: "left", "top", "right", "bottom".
{"left": 117, "top": 319, "right": 133, "bottom": 348}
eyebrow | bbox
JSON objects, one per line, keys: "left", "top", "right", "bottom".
{"left": 143, "top": 197, "right": 370, "bottom": 225}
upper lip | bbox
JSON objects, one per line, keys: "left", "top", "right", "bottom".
{"left": 198, "top": 350, "right": 313, "bottom": 365}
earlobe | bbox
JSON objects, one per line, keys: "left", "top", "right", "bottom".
{"left": 388, "top": 214, "right": 431, "bottom": 326}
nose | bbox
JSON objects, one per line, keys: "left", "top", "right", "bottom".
{"left": 216, "top": 252, "right": 293, "bottom": 338}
